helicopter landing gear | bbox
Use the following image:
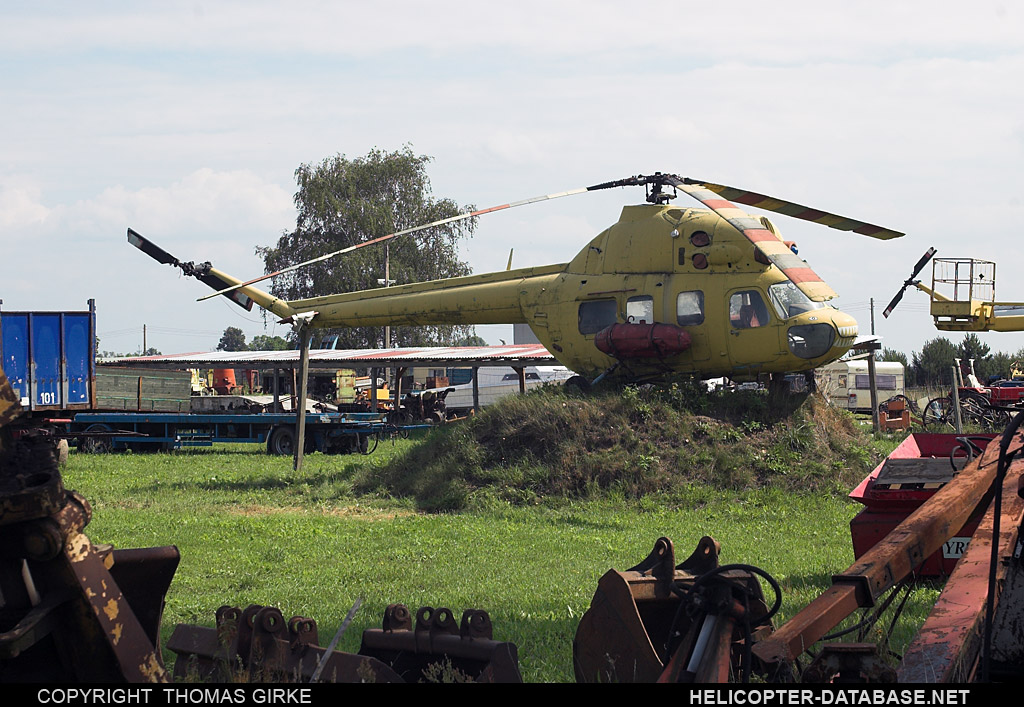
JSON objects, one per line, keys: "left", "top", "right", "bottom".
{"left": 564, "top": 376, "right": 591, "bottom": 396}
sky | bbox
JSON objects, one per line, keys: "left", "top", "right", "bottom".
{"left": 2, "top": 1, "right": 1024, "bottom": 363}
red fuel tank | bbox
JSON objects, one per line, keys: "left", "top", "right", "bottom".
{"left": 594, "top": 323, "right": 692, "bottom": 360}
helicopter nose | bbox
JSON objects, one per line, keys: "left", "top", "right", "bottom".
{"left": 832, "top": 311, "right": 859, "bottom": 344}
{"left": 786, "top": 311, "right": 858, "bottom": 361}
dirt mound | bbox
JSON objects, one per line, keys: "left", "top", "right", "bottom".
{"left": 354, "top": 382, "right": 878, "bottom": 511}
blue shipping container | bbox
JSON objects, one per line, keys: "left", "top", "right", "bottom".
{"left": 0, "top": 302, "right": 95, "bottom": 411}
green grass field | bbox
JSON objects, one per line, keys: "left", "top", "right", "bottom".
{"left": 64, "top": 422, "right": 941, "bottom": 683}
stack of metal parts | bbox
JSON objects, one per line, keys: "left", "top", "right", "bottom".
{"left": 168, "top": 603, "right": 522, "bottom": 682}
{"left": 0, "top": 371, "right": 180, "bottom": 682}
{"left": 573, "top": 536, "right": 777, "bottom": 683}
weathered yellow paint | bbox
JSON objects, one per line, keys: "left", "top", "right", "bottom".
{"left": 139, "top": 653, "right": 169, "bottom": 683}
{"left": 222, "top": 203, "right": 862, "bottom": 380}
{"left": 104, "top": 598, "right": 119, "bottom": 621}
{"left": 914, "top": 281, "right": 1024, "bottom": 333}
{"left": 66, "top": 532, "right": 91, "bottom": 563}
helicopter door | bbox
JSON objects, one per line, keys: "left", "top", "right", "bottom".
{"left": 725, "top": 289, "right": 781, "bottom": 368}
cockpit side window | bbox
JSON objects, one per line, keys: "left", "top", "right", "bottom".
{"left": 626, "top": 295, "right": 654, "bottom": 324}
{"left": 578, "top": 298, "right": 618, "bottom": 334}
{"left": 730, "top": 290, "right": 770, "bottom": 329}
{"left": 768, "top": 281, "right": 826, "bottom": 320}
{"left": 676, "top": 291, "right": 705, "bottom": 326}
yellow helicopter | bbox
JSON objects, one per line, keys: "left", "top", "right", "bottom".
{"left": 129, "top": 173, "right": 903, "bottom": 383}
{"left": 885, "top": 248, "right": 1024, "bottom": 332}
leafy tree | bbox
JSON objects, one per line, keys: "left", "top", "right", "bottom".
{"left": 455, "top": 334, "right": 488, "bottom": 347}
{"left": 911, "top": 337, "right": 957, "bottom": 388}
{"left": 956, "top": 332, "right": 990, "bottom": 362}
{"left": 256, "top": 146, "right": 476, "bottom": 349}
{"left": 217, "top": 326, "right": 247, "bottom": 351}
{"left": 877, "top": 347, "right": 908, "bottom": 370}
{"left": 249, "top": 334, "right": 290, "bottom": 351}
{"left": 984, "top": 351, "right": 1015, "bottom": 382}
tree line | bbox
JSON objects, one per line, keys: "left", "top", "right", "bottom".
{"left": 879, "top": 333, "right": 1024, "bottom": 387}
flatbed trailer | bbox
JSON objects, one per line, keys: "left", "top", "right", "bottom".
{"left": 69, "top": 410, "right": 388, "bottom": 455}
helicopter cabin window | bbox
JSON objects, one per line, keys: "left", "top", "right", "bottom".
{"left": 578, "top": 299, "right": 618, "bottom": 335}
{"left": 729, "top": 291, "right": 770, "bottom": 329}
{"left": 626, "top": 296, "right": 654, "bottom": 324}
{"left": 676, "top": 291, "right": 705, "bottom": 326}
{"left": 768, "top": 282, "right": 826, "bottom": 320}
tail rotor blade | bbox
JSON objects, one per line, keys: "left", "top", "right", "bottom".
{"left": 127, "top": 228, "right": 254, "bottom": 311}
{"left": 128, "top": 228, "right": 178, "bottom": 266}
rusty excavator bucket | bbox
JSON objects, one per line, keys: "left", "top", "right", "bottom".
{"left": 0, "top": 371, "right": 180, "bottom": 682}
{"left": 168, "top": 602, "right": 522, "bottom": 683}
{"left": 573, "top": 536, "right": 778, "bottom": 683}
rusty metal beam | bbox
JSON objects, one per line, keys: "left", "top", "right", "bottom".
{"left": 897, "top": 433, "right": 1024, "bottom": 682}
{"left": 753, "top": 432, "right": 1014, "bottom": 668}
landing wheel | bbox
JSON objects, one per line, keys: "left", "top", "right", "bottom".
{"left": 564, "top": 376, "right": 591, "bottom": 396}
{"left": 769, "top": 373, "right": 788, "bottom": 397}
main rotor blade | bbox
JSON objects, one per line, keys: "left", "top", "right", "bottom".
{"left": 195, "top": 184, "right": 599, "bottom": 302}
{"left": 664, "top": 177, "right": 838, "bottom": 302}
{"left": 686, "top": 180, "right": 904, "bottom": 240}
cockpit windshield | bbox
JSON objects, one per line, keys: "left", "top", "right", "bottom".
{"left": 768, "top": 282, "right": 827, "bottom": 320}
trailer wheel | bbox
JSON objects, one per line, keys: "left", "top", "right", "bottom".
{"left": 79, "top": 423, "right": 113, "bottom": 454}
{"left": 267, "top": 426, "right": 296, "bottom": 455}
{"left": 267, "top": 426, "right": 314, "bottom": 455}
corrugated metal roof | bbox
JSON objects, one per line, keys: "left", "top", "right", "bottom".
{"left": 102, "top": 344, "right": 558, "bottom": 369}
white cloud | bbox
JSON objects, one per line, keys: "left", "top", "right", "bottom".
{"left": 0, "top": 178, "right": 50, "bottom": 232}
{"left": 2, "top": 3, "right": 1024, "bottom": 355}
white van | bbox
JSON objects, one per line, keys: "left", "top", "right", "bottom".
{"left": 816, "top": 360, "right": 905, "bottom": 411}
{"left": 432, "top": 366, "right": 575, "bottom": 414}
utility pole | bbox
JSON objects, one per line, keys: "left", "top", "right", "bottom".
{"left": 377, "top": 243, "right": 397, "bottom": 349}
{"left": 870, "top": 298, "right": 875, "bottom": 336}
{"left": 143, "top": 324, "right": 147, "bottom": 354}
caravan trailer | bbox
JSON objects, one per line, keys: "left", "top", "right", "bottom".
{"left": 816, "top": 360, "right": 905, "bottom": 412}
